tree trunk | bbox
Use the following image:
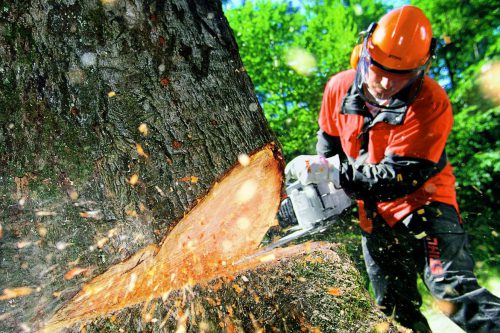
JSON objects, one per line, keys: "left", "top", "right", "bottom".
{"left": 0, "top": 1, "right": 391, "bottom": 332}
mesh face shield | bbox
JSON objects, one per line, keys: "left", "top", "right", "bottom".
{"left": 354, "top": 38, "right": 430, "bottom": 109}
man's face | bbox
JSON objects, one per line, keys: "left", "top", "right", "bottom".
{"left": 356, "top": 46, "right": 427, "bottom": 107}
{"left": 365, "top": 65, "right": 413, "bottom": 101}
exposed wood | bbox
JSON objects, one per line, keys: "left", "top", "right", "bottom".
{"left": 44, "top": 145, "right": 283, "bottom": 331}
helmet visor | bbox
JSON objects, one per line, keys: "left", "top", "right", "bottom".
{"left": 355, "top": 41, "right": 427, "bottom": 108}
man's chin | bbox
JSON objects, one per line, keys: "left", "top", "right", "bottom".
{"left": 367, "top": 88, "right": 387, "bottom": 100}
{"left": 372, "top": 93, "right": 391, "bottom": 101}
{"left": 365, "top": 86, "right": 398, "bottom": 103}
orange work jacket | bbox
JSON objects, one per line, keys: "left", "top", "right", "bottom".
{"left": 319, "top": 69, "right": 459, "bottom": 232}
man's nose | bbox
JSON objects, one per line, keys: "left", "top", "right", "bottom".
{"left": 380, "top": 76, "right": 390, "bottom": 89}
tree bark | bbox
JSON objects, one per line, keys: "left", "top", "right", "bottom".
{"left": 0, "top": 1, "right": 390, "bottom": 332}
{"left": 0, "top": 0, "right": 274, "bottom": 329}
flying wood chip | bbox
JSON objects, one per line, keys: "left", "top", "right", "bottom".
{"left": 128, "top": 174, "right": 139, "bottom": 185}
{"left": 172, "top": 140, "right": 183, "bottom": 149}
{"left": 160, "top": 77, "right": 170, "bottom": 86}
{"left": 136, "top": 143, "right": 149, "bottom": 158}
{"left": 327, "top": 287, "right": 342, "bottom": 297}
{"left": 138, "top": 123, "right": 149, "bottom": 136}
{"left": 0, "top": 287, "right": 33, "bottom": 301}
{"left": 43, "top": 145, "right": 283, "bottom": 331}
{"left": 64, "top": 267, "right": 91, "bottom": 280}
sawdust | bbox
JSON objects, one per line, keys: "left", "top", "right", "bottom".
{"left": 58, "top": 243, "right": 400, "bottom": 333}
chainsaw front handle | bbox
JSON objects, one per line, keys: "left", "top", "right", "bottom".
{"left": 284, "top": 154, "right": 341, "bottom": 187}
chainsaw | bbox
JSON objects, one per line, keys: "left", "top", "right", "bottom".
{"left": 236, "top": 156, "right": 352, "bottom": 263}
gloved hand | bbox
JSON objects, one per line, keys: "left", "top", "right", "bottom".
{"left": 285, "top": 155, "right": 341, "bottom": 186}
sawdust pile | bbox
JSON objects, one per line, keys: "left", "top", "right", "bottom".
{"left": 68, "top": 243, "right": 400, "bottom": 333}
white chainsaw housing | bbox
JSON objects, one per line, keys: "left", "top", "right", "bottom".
{"left": 287, "top": 180, "right": 351, "bottom": 231}
{"left": 235, "top": 157, "right": 352, "bottom": 264}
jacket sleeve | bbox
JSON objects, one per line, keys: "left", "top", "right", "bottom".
{"left": 316, "top": 74, "right": 351, "bottom": 159}
{"left": 318, "top": 75, "right": 345, "bottom": 137}
{"left": 316, "top": 129, "right": 346, "bottom": 159}
{"left": 339, "top": 152, "right": 447, "bottom": 202}
{"left": 338, "top": 84, "right": 453, "bottom": 202}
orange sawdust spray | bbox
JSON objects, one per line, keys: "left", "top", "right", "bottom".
{"left": 43, "top": 146, "right": 284, "bottom": 331}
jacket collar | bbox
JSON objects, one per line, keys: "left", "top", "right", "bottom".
{"left": 341, "top": 84, "right": 408, "bottom": 126}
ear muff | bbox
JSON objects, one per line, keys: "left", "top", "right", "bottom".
{"left": 350, "top": 44, "right": 363, "bottom": 70}
{"left": 350, "top": 23, "right": 375, "bottom": 70}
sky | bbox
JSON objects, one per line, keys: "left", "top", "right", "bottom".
{"left": 224, "top": 0, "right": 411, "bottom": 11}
{"left": 224, "top": 0, "right": 304, "bottom": 10}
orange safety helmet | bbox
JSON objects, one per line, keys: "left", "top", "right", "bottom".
{"left": 352, "top": 5, "right": 437, "bottom": 109}
{"left": 351, "top": 6, "right": 436, "bottom": 71}
{"left": 370, "top": 5, "right": 434, "bottom": 71}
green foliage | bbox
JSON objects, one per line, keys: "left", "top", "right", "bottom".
{"left": 412, "top": 0, "right": 499, "bottom": 89}
{"left": 447, "top": 105, "right": 500, "bottom": 270}
{"left": 226, "top": 0, "right": 384, "bottom": 160}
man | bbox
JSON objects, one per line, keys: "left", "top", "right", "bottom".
{"left": 286, "top": 5, "right": 499, "bottom": 333}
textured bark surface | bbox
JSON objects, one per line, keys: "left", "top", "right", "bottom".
{"left": 0, "top": 1, "right": 392, "bottom": 332}
{"left": 0, "top": 1, "right": 276, "bottom": 331}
